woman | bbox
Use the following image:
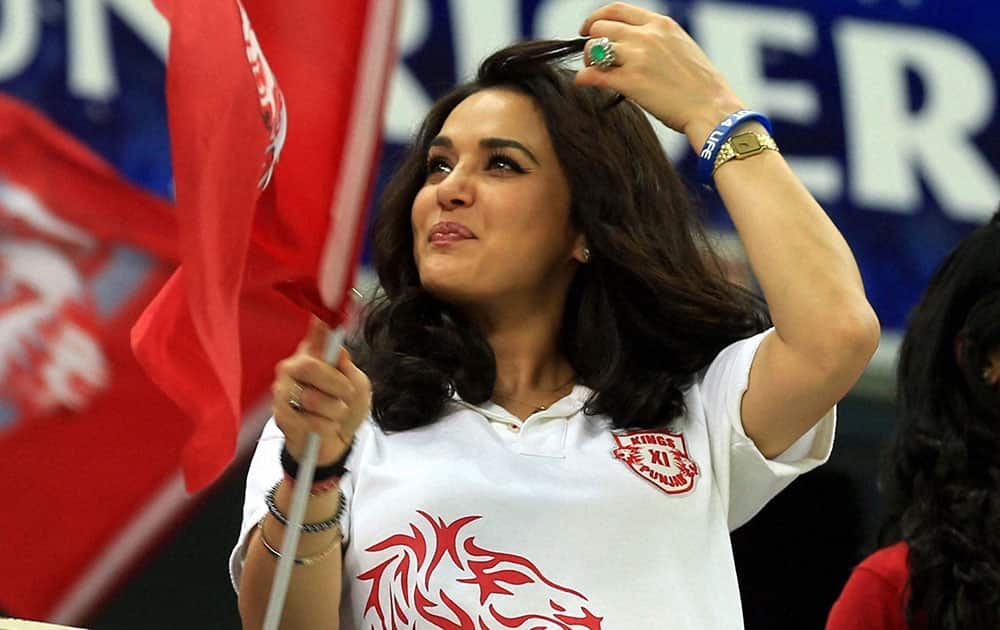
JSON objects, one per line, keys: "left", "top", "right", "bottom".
{"left": 234, "top": 3, "right": 879, "bottom": 628}
{"left": 826, "top": 211, "right": 1000, "bottom": 630}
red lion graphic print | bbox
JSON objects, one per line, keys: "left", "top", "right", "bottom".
{"left": 357, "top": 511, "right": 603, "bottom": 630}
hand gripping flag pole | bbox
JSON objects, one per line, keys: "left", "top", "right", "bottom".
{"left": 262, "top": 329, "right": 345, "bottom": 630}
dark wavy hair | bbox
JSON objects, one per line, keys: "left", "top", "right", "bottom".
{"left": 358, "top": 40, "right": 769, "bottom": 432}
{"left": 878, "top": 209, "right": 1000, "bottom": 629}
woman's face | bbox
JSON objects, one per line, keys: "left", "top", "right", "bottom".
{"left": 411, "top": 88, "right": 585, "bottom": 308}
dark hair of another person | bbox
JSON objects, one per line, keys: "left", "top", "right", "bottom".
{"left": 878, "top": 209, "right": 1000, "bottom": 630}
{"left": 358, "top": 40, "right": 769, "bottom": 432}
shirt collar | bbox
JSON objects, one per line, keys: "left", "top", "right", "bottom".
{"left": 448, "top": 384, "right": 592, "bottom": 423}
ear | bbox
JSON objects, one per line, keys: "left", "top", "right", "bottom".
{"left": 985, "top": 347, "right": 1000, "bottom": 386}
{"left": 958, "top": 331, "right": 1000, "bottom": 386}
{"left": 571, "top": 232, "right": 590, "bottom": 264}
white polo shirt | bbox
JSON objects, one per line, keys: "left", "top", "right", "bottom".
{"left": 231, "top": 329, "right": 835, "bottom": 629}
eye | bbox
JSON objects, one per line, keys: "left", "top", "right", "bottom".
{"left": 486, "top": 152, "right": 526, "bottom": 174}
{"left": 425, "top": 155, "right": 452, "bottom": 180}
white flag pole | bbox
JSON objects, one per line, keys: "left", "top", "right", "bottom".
{"left": 262, "top": 328, "right": 346, "bottom": 630}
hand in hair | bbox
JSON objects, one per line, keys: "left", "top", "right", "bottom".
{"left": 271, "top": 316, "right": 371, "bottom": 467}
{"left": 577, "top": 2, "right": 746, "bottom": 151}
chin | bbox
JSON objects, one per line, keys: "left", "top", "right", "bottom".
{"left": 420, "top": 272, "right": 493, "bottom": 308}
{"left": 419, "top": 267, "right": 466, "bottom": 297}
{"left": 422, "top": 285, "right": 481, "bottom": 308}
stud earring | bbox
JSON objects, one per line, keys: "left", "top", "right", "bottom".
{"left": 582, "top": 247, "right": 592, "bottom": 263}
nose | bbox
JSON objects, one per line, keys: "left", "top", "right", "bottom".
{"left": 435, "top": 167, "right": 474, "bottom": 211}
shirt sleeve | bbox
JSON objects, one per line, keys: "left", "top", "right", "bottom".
{"left": 700, "top": 328, "right": 837, "bottom": 531}
{"left": 228, "top": 417, "right": 368, "bottom": 592}
{"left": 825, "top": 566, "right": 907, "bottom": 630}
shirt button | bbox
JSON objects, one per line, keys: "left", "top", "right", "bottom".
{"left": 508, "top": 423, "right": 520, "bottom": 433}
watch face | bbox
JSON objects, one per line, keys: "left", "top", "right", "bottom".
{"left": 732, "top": 133, "right": 762, "bottom": 155}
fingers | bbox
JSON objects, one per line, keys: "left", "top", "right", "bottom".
{"left": 575, "top": 64, "right": 615, "bottom": 89}
{"left": 273, "top": 328, "right": 372, "bottom": 465}
{"left": 281, "top": 377, "right": 352, "bottom": 422}
{"left": 338, "top": 348, "right": 369, "bottom": 395}
{"left": 301, "top": 316, "right": 331, "bottom": 356}
{"left": 586, "top": 18, "right": 633, "bottom": 41}
{"left": 273, "top": 347, "right": 371, "bottom": 429}
{"left": 583, "top": 35, "right": 628, "bottom": 70}
{"left": 336, "top": 348, "right": 373, "bottom": 433}
{"left": 580, "top": 2, "right": 652, "bottom": 35}
{"left": 279, "top": 353, "right": 359, "bottom": 405}
{"left": 273, "top": 377, "right": 337, "bottom": 444}
{"left": 576, "top": 40, "right": 637, "bottom": 90}
{"left": 273, "top": 364, "right": 362, "bottom": 460}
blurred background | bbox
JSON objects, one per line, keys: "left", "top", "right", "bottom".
{"left": 0, "top": 0, "right": 997, "bottom": 628}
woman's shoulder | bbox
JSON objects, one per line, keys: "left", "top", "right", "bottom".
{"left": 682, "top": 328, "right": 774, "bottom": 414}
{"left": 854, "top": 542, "right": 910, "bottom": 587}
{"left": 827, "top": 543, "right": 911, "bottom": 630}
{"left": 694, "top": 328, "right": 773, "bottom": 382}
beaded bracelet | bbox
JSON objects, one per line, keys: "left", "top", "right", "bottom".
{"left": 265, "top": 481, "right": 346, "bottom": 533}
{"left": 257, "top": 517, "right": 342, "bottom": 566}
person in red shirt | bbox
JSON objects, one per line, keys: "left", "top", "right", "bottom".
{"left": 827, "top": 210, "right": 1000, "bottom": 630}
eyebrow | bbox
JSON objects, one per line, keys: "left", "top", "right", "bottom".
{"left": 429, "top": 135, "right": 541, "bottom": 166}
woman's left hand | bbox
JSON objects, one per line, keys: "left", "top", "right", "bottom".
{"left": 576, "top": 2, "right": 745, "bottom": 150}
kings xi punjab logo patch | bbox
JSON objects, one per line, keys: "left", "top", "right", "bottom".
{"left": 612, "top": 430, "right": 700, "bottom": 495}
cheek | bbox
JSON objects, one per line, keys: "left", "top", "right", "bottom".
{"left": 411, "top": 189, "right": 434, "bottom": 233}
{"left": 410, "top": 189, "right": 435, "bottom": 256}
{"left": 502, "top": 192, "right": 573, "bottom": 249}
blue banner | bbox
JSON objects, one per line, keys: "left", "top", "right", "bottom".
{"left": 4, "top": 0, "right": 997, "bottom": 330}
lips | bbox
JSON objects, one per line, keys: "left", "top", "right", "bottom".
{"left": 429, "top": 221, "right": 476, "bottom": 243}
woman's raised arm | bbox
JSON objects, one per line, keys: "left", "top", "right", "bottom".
{"left": 577, "top": 2, "right": 880, "bottom": 457}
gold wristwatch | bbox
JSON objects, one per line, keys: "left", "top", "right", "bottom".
{"left": 712, "top": 131, "right": 779, "bottom": 175}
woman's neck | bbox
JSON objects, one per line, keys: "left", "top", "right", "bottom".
{"left": 489, "top": 327, "right": 574, "bottom": 395}
{"left": 467, "top": 299, "right": 576, "bottom": 406}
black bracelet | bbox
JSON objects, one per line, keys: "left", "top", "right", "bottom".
{"left": 265, "top": 481, "right": 346, "bottom": 533}
{"left": 280, "top": 440, "right": 354, "bottom": 482}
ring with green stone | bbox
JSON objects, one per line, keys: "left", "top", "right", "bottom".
{"left": 587, "top": 37, "right": 616, "bottom": 70}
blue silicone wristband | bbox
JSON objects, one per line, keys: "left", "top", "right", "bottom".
{"left": 696, "top": 110, "right": 773, "bottom": 184}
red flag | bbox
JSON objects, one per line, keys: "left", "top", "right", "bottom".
{"left": 251, "top": 0, "right": 399, "bottom": 322}
{"left": 0, "top": 0, "right": 396, "bottom": 618}
{"left": 132, "top": 0, "right": 397, "bottom": 492}
{"left": 131, "top": 0, "right": 286, "bottom": 494}
{"left": 0, "top": 97, "right": 184, "bottom": 620}
{"left": 0, "top": 95, "right": 177, "bottom": 261}
{"left": 0, "top": 92, "right": 307, "bottom": 623}
{"left": 0, "top": 95, "right": 177, "bottom": 417}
